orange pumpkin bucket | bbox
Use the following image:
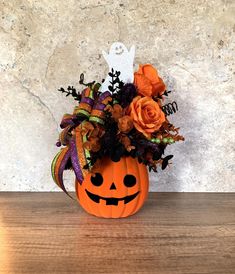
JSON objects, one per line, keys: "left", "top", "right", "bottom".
{"left": 76, "top": 156, "right": 149, "bottom": 218}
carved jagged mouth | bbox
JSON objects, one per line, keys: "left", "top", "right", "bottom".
{"left": 85, "top": 190, "right": 139, "bottom": 205}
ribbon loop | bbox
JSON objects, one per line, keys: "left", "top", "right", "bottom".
{"left": 73, "top": 88, "right": 94, "bottom": 118}
{"left": 89, "top": 91, "right": 112, "bottom": 124}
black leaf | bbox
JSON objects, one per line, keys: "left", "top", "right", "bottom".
{"left": 162, "top": 160, "right": 168, "bottom": 170}
{"left": 164, "top": 155, "right": 174, "bottom": 161}
{"left": 108, "top": 85, "right": 114, "bottom": 91}
{"left": 162, "top": 155, "right": 174, "bottom": 170}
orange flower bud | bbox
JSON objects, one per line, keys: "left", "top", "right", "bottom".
{"left": 112, "top": 104, "right": 123, "bottom": 121}
{"left": 134, "top": 64, "right": 166, "bottom": 97}
{"left": 118, "top": 115, "right": 134, "bottom": 133}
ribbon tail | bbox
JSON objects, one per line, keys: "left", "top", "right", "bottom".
{"left": 51, "top": 146, "right": 74, "bottom": 199}
{"left": 70, "top": 125, "right": 90, "bottom": 184}
{"left": 70, "top": 136, "right": 84, "bottom": 184}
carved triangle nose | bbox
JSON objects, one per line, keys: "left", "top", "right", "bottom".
{"left": 110, "top": 182, "right": 116, "bottom": 190}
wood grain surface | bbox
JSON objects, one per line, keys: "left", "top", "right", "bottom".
{"left": 0, "top": 192, "right": 234, "bottom": 274}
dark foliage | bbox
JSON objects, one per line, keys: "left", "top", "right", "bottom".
{"left": 59, "top": 74, "right": 101, "bottom": 102}
{"left": 58, "top": 86, "right": 81, "bottom": 102}
{"left": 108, "top": 68, "right": 124, "bottom": 94}
{"left": 137, "top": 139, "right": 166, "bottom": 165}
{"left": 116, "top": 83, "right": 137, "bottom": 108}
{"left": 79, "top": 73, "right": 101, "bottom": 92}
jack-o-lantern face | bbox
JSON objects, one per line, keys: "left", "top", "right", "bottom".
{"left": 86, "top": 173, "right": 139, "bottom": 205}
{"left": 76, "top": 156, "right": 149, "bottom": 218}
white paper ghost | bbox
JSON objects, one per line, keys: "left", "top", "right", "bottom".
{"left": 100, "top": 42, "right": 135, "bottom": 93}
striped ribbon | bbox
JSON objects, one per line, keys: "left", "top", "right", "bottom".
{"left": 89, "top": 91, "right": 112, "bottom": 124}
{"left": 51, "top": 89, "right": 112, "bottom": 196}
{"left": 51, "top": 146, "right": 73, "bottom": 198}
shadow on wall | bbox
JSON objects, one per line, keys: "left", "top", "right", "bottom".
{"left": 149, "top": 72, "right": 201, "bottom": 192}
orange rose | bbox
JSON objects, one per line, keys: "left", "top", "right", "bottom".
{"left": 128, "top": 96, "right": 165, "bottom": 138}
{"left": 134, "top": 64, "right": 166, "bottom": 97}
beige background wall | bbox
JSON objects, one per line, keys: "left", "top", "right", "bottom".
{"left": 0, "top": 0, "right": 234, "bottom": 192}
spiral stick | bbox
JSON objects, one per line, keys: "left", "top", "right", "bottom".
{"left": 162, "top": 101, "right": 178, "bottom": 116}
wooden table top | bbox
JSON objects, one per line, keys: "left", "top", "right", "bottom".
{"left": 0, "top": 192, "right": 234, "bottom": 274}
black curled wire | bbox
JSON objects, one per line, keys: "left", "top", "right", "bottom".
{"left": 161, "top": 101, "right": 178, "bottom": 116}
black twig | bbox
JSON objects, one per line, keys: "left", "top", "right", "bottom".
{"left": 58, "top": 86, "right": 81, "bottom": 102}
{"left": 79, "top": 73, "right": 95, "bottom": 88}
{"left": 108, "top": 68, "right": 124, "bottom": 94}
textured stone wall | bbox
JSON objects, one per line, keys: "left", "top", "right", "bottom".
{"left": 0, "top": 0, "right": 234, "bottom": 191}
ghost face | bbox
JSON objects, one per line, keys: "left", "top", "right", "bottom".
{"left": 110, "top": 42, "right": 127, "bottom": 56}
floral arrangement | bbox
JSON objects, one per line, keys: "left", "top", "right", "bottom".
{"left": 51, "top": 63, "right": 184, "bottom": 196}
